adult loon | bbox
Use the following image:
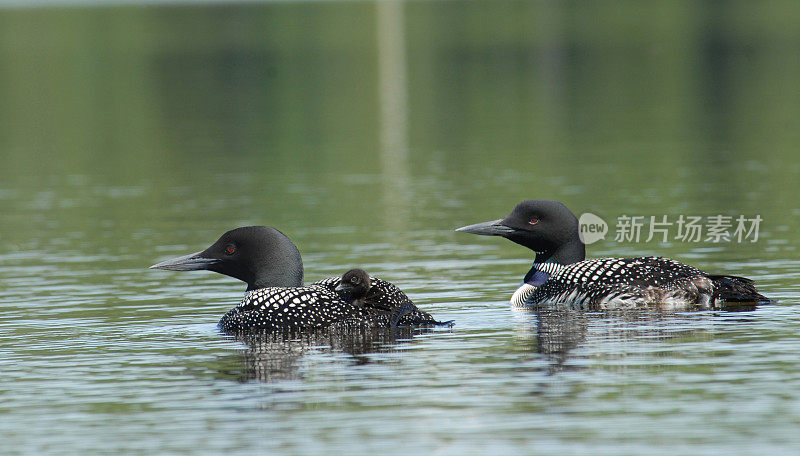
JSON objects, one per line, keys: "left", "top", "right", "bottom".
{"left": 456, "top": 200, "right": 769, "bottom": 310}
{"left": 326, "top": 268, "right": 452, "bottom": 326}
{"left": 149, "top": 226, "right": 443, "bottom": 332}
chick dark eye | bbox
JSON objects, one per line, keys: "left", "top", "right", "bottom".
{"left": 529, "top": 218, "right": 539, "bottom": 225}
{"left": 224, "top": 245, "right": 236, "bottom": 255}
{"left": 350, "top": 277, "right": 359, "bottom": 284}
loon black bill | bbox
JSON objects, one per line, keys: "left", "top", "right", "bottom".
{"left": 149, "top": 251, "right": 221, "bottom": 271}
{"left": 455, "top": 219, "right": 516, "bottom": 236}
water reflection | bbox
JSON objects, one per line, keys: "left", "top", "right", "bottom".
{"left": 531, "top": 309, "right": 588, "bottom": 373}
{"left": 377, "top": 0, "right": 413, "bottom": 237}
{"left": 523, "top": 309, "right": 748, "bottom": 374}
{"left": 222, "top": 323, "right": 425, "bottom": 383}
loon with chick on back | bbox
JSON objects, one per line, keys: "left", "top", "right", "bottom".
{"left": 323, "top": 268, "right": 452, "bottom": 326}
{"left": 456, "top": 200, "right": 769, "bottom": 310}
{"left": 149, "top": 226, "right": 447, "bottom": 332}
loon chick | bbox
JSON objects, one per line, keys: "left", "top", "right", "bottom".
{"left": 329, "top": 268, "right": 451, "bottom": 326}
{"left": 332, "top": 268, "right": 375, "bottom": 307}
{"left": 149, "top": 226, "right": 436, "bottom": 332}
{"left": 456, "top": 200, "right": 769, "bottom": 310}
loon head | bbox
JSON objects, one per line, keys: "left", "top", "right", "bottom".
{"left": 334, "top": 268, "right": 372, "bottom": 305}
{"left": 149, "top": 226, "right": 304, "bottom": 291}
{"left": 455, "top": 199, "right": 585, "bottom": 264}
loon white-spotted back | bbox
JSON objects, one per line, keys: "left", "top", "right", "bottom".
{"left": 218, "top": 284, "right": 367, "bottom": 332}
{"left": 457, "top": 200, "right": 769, "bottom": 310}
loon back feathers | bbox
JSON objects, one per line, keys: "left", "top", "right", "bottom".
{"left": 218, "top": 284, "right": 370, "bottom": 333}
{"left": 519, "top": 257, "right": 767, "bottom": 310}
{"left": 219, "top": 274, "right": 447, "bottom": 333}
{"left": 457, "top": 200, "right": 769, "bottom": 310}
{"left": 316, "top": 273, "right": 449, "bottom": 326}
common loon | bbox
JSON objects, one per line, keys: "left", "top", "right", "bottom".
{"left": 326, "top": 268, "right": 452, "bottom": 326}
{"left": 456, "top": 200, "right": 769, "bottom": 310}
{"left": 149, "top": 226, "right": 444, "bottom": 332}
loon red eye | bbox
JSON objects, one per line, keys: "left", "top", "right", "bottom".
{"left": 529, "top": 218, "right": 539, "bottom": 225}
{"left": 224, "top": 244, "right": 236, "bottom": 255}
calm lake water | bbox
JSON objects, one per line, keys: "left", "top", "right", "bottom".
{"left": 1, "top": 1, "right": 799, "bottom": 454}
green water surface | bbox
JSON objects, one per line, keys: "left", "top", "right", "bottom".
{"left": 1, "top": 1, "right": 799, "bottom": 455}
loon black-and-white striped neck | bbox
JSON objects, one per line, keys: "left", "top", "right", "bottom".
{"left": 530, "top": 261, "right": 565, "bottom": 276}
{"left": 512, "top": 261, "right": 566, "bottom": 306}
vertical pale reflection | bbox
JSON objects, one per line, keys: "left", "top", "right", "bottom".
{"left": 376, "top": 0, "right": 412, "bottom": 237}
{"left": 535, "top": 0, "right": 566, "bottom": 151}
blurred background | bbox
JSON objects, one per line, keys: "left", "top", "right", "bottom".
{"left": 1, "top": 1, "right": 799, "bottom": 454}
